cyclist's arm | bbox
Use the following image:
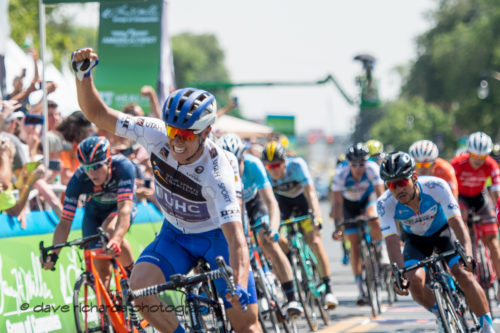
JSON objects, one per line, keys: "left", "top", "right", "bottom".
{"left": 221, "top": 221, "right": 250, "bottom": 288}
{"left": 303, "top": 183, "right": 321, "bottom": 222}
{"left": 111, "top": 199, "right": 133, "bottom": 244}
{"left": 448, "top": 216, "right": 473, "bottom": 257}
{"left": 73, "top": 48, "right": 122, "bottom": 134}
{"left": 51, "top": 217, "right": 73, "bottom": 256}
{"left": 258, "top": 186, "right": 281, "bottom": 231}
{"left": 385, "top": 234, "right": 404, "bottom": 268}
{"left": 331, "top": 190, "right": 343, "bottom": 228}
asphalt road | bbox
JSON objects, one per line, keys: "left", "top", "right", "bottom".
{"left": 281, "top": 201, "right": 500, "bottom": 332}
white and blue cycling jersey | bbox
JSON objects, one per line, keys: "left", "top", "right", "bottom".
{"left": 267, "top": 156, "right": 313, "bottom": 198}
{"left": 330, "top": 160, "right": 383, "bottom": 203}
{"left": 377, "top": 176, "right": 461, "bottom": 237}
{"left": 242, "top": 154, "right": 271, "bottom": 203}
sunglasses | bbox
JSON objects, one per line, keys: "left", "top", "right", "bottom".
{"left": 470, "top": 152, "right": 486, "bottom": 160}
{"left": 416, "top": 161, "right": 433, "bottom": 168}
{"left": 167, "top": 126, "right": 197, "bottom": 141}
{"left": 351, "top": 163, "right": 365, "bottom": 168}
{"left": 386, "top": 178, "right": 411, "bottom": 190}
{"left": 82, "top": 160, "right": 108, "bottom": 172}
{"left": 265, "top": 162, "right": 283, "bottom": 170}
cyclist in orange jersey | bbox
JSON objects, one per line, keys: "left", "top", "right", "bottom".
{"left": 409, "top": 140, "right": 458, "bottom": 198}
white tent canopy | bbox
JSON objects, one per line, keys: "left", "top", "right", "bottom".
{"left": 213, "top": 115, "right": 273, "bottom": 138}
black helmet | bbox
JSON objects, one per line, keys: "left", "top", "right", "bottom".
{"left": 262, "top": 141, "right": 286, "bottom": 163}
{"left": 380, "top": 152, "right": 415, "bottom": 182}
{"left": 346, "top": 143, "right": 369, "bottom": 162}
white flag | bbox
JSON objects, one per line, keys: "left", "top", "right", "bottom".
{"left": 157, "top": 0, "right": 176, "bottom": 106}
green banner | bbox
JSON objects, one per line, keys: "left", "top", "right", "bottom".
{"left": 0, "top": 222, "right": 161, "bottom": 332}
{"left": 265, "top": 115, "right": 296, "bottom": 137}
{"left": 94, "top": 0, "right": 163, "bottom": 114}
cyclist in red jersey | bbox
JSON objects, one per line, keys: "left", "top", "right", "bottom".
{"left": 452, "top": 131, "right": 500, "bottom": 298}
{"left": 409, "top": 140, "right": 459, "bottom": 198}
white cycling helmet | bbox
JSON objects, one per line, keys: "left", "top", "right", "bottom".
{"left": 467, "top": 131, "right": 492, "bottom": 156}
{"left": 216, "top": 133, "right": 246, "bottom": 160}
{"left": 408, "top": 140, "right": 439, "bottom": 163}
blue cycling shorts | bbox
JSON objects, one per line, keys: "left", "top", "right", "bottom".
{"left": 136, "top": 221, "right": 257, "bottom": 308}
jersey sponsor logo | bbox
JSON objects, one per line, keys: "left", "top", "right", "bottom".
{"left": 121, "top": 116, "right": 131, "bottom": 129}
{"left": 195, "top": 166, "right": 204, "bottom": 174}
{"left": 159, "top": 146, "right": 169, "bottom": 159}
{"left": 137, "top": 118, "right": 145, "bottom": 126}
{"left": 221, "top": 208, "right": 240, "bottom": 217}
{"left": 377, "top": 200, "right": 386, "bottom": 217}
{"left": 218, "top": 182, "right": 231, "bottom": 203}
{"left": 273, "top": 180, "right": 300, "bottom": 192}
{"left": 209, "top": 147, "right": 218, "bottom": 159}
{"left": 155, "top": 185, "right": 209, "bottom": 222}
{"left": 448, "top": 202, "right": 459, "bottom": 210}
{"left": 137, "top": 117, "right": 162, "bottom": 130}
{"left": 423, "top": 180, "right": 445, "bottom": 190}
{"left": 398, "top": 204, "right": 438, "bottom": 233}
{"left": 151, "top": 153, "right": 205, "bottom": 201}
{"left": 118, "top": 179, "right": 133, "bottom": 186}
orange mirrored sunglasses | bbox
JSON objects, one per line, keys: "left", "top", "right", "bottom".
{"left": 265, "top": 162, "right": 283, "bottom": 170}
{"left": 470, "top": 152, "right": 487, "bottom": 160}
{"left": 166, "top": 126, "right": 197, "bottom": 141}
{"left": 416, "top": 161, "right": 433, "bottom": 168}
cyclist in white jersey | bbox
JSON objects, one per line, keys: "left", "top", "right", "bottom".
{"left": 331, "top": 142, "right": 388, "bottom": 305}
{"left": 378, "top": 152, "right": 494, "bottom": 333}
{"left": 71, "top": 48, "right": 260, "bottom": 333}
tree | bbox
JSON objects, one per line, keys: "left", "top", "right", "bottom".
{"left": 171, "top": 33, "right": 242, "bottom": 118}
{"left": 370, "top": 97, "right": 455, "bottom": 158}
{"left": 8, "top": 0, "right": 97, "bottom": 70}
{"left": 400, "top": 0, "right": 500, "bottom": 140}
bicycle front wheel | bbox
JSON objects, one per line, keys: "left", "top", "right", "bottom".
{"left": 360, "top": 241, "right": 381, "bottom": 317}
{"left": 432, "top": 282, "right": 467, "bottom": 333}
{"left": 290, "top": 252, "right": 318, "bottom": 331}
{"left": 73, "top": 273, "right": 114, "bottom": 333}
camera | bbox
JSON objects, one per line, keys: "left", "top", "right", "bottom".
{"left": 24, "top": 114, "right": 44, "bottom": 125}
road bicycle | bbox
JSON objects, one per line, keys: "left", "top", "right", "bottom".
{"left": 40, "top": 227, "right": 153, "bottom": 333}
{"left": 250, "top": 222, "right": 294, "bottom": 333}
{"left": 467, "top": 209, "right": 497, "bottom": 316}
{"left": 280, "top": 215, "right": 329, "bottom": 331}
{"left": 392, "top": 240, "right": 480, "bottom": 333}
{"left": 124, "top": 256, "right": 236, "bottom": 333}
{"left": 339, "top": 217, "right": 393, "bottom": 317}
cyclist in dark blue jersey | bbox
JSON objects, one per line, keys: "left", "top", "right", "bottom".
{"left": 42, "top": 136, "right": 136, "bottom": 288}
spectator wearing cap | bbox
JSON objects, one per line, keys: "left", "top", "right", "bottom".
{"left": 56, "top": 110, "right": 93, "bottom": 184}
{"left": 0, "top": 100, "right": 30, "bottom": 171}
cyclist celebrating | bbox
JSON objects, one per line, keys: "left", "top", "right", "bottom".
{"left": 365, "top": 139, "right": 385, "bottom": 165}
{"left": 217, "top": 133, "right": 305, "bottom": 317}
{"left": 262, "top": 141, "right": 339, "bottom": 309}
{"left": 71, "top": 48, "right": 260, "bottom": 333}
{"left": 378, "top": 152, "right": 494, "bottom": 333}
{"left": 42, "top": 136, "right": 136, "bottom": 288}
{"left": 331, "top": 142, "right": 387, "bottom": 305}
{"left": 451, "top": 131, "right": 500, "bottom": 299}
{"left": 409, "top": 139, "right": 458, "bottom": 198}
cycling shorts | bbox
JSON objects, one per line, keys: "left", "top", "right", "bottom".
{"left": 403, "top": 225, "right": 461, "bottom": 269}
{"left": 343, "top": 194, "right": 377, "bottom": 236}
{"left": 459, "top": 190, "right": 497, "bottom": 233}
{"left": 83, "top": 200, "right": 136, "bottom": 248}
{"left": 245, "top": 195, "right": 269, "bottom": 228}
{"left": 136, "top": 221, "right": 257, "bottom": 309}
{"left": 275, "top": 193, "right": 320, "bottom": 233}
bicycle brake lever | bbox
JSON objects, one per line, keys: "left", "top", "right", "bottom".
{"left": 215, "top": 256, "right": 247, "bottom": 312}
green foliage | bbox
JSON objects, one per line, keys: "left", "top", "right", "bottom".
{"left": 370, "top": 97, "right": 455, "bottom": 158}
{"left": 8, "top": 1, "right": 97, "bottom": 70}
{"left": 172, "top": 33, "right": 242, "bottom": 118}
{"left": 400, "top": 0, "right": 500, "bottom": 140}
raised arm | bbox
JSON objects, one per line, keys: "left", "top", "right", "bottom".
{"left": 72, "top": 48, "right": 122, "bottom": 134}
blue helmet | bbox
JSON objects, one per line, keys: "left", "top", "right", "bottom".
{"left": 77, "top": 136, "right": 110, "bottom": 165}
{"left": 162, "top": 88, "right": 217, "bottom": 133}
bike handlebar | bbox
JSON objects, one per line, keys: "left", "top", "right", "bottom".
{"left": 39, "top": 227, "right": 110, "bottom": 270}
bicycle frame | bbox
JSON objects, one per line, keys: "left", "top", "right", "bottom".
{"left": 81, "top": 248, "right": 131, "bottom": 333}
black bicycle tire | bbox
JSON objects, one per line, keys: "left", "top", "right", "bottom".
{"left": 309, "top": 258, "right": 330, "bottom": 325}
{"left": 73, "top": 273, "right": 114, "bottom": 333}
{"left": 198, "top": 280, "right": 230, "bottom": 333}
{"left": 290, "top": 252, "right": 318, "bottom": 331}
{"left": 384, "top": 266, "right": 397, "bottom": 306}
{"left": 455, "top": 285, "right": 481, "bottom": 332}
{"left": 432, "top": 282, "right": 466, "bottom": 333}
{"left": 361, "top": 241, "right": 380, "bottom": 317}
{"left": 254, "top": 269, "right": 282, "bottom": 333}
